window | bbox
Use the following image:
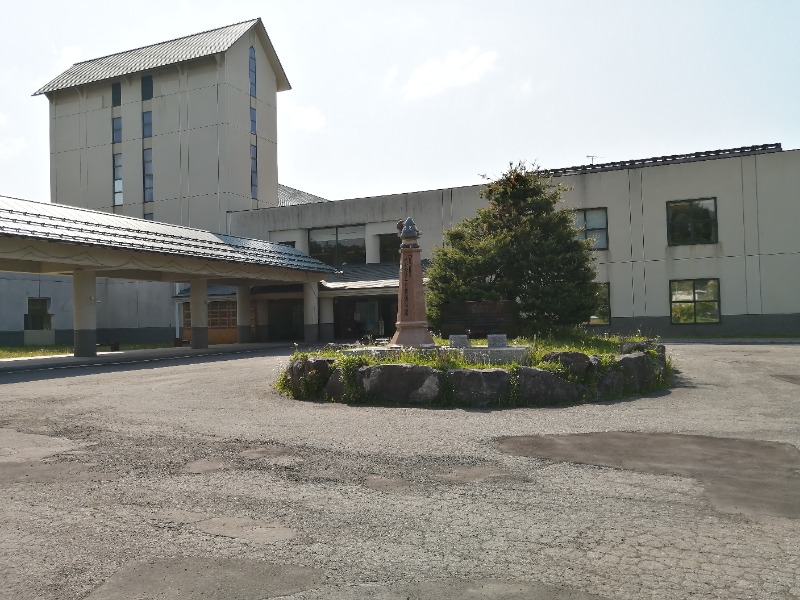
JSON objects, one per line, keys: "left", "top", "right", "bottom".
{"left": 250, "top": 107, "right": 257, "bottom": 134}
{"left": 113, "top": 153, "right": 123, "bottom": 205}
{"left": 208, "top": 301, "right": 237, "bottom": 329}
{"left": 575, "top": 208, "right": 608, "bottom": 250}
{"left": 276, "top": 241, "right": 296, "bottom": 248}
{"left": 250, "top": 144, "right": 258, "bottom": 199}
{"left": 143, "top": 212, "right": 154, "bottom": 221}
{"left": 587, "top": 283, "right": 610, "bottom": 325}
{"left": 142, "top": 111, "right": 152, "bottom": 138}
{"left": 378, "top": 233, "right": 400, "bottom": 263}
{"left": 112, "top": 117, "right": 122, "bottom": 143}
{"left": 670, "top": 278, "right": 720, "bottom": 324}
{"left": 309, "top": 226, "right": 366, "bottom": 266}
{"left": 141, "top": 75, "right": 153, "bottom": 101}
{"left": 667, "top": 198, "right": 717, "bottom": 245}
{"left": 142, "top": 148, "right": 153, "bottom": 202}
{"left": 24, "top": 298, "right": 52, "bottom": 331}
{"left": 111, "top": 82, "right": 121, "bottom": 107}
{"left": 248, "top": 46, "right": 256, "bottom": 97}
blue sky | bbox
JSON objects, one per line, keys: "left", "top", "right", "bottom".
{"left": 1, "top": 0, "right": 798, "bottom": 201}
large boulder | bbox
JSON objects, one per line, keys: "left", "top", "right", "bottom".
{"left": 357, "top": 364, "right": 443, "bottom": 404}
{"left": 286, "top": 356, "right": 335, "bottom": 398}
{"left": 517, "top": 367, "right": 587, "bottom": 406}
{"left": 540, "top": 351, "right": 595, "bottom": 377}
{"left": 448, "top": 368, "right": 510, "bottom": 407}
{"left": 617, "top": 352, "right": 657, "bottom": 393}
{"left": 324, "top": 368, "right": 346, "bottom": 401}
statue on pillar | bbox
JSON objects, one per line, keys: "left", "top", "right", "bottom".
{"left": 390, "top": 217, "right": 436, "bottom": 348}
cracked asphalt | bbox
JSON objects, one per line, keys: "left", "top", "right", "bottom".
{"left": 0, "top": 343, "right": 798, "bottom": 599}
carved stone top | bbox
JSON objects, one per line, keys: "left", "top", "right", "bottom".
{"left": 396, "top": 217, "right": 420, "bottom": 248}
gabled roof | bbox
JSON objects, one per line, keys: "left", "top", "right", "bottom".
{"left": 34, "top": 18, "right": 290, "bottom": 96}
{"left": 0, "top": 196, "right": 333, "bottom": 274}
{"left": 278, "top": 184, "right": 328, "bottom": 207}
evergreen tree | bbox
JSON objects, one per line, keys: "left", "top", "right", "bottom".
{"left": 427, "top": 162, "right": 599, "bottom": 334}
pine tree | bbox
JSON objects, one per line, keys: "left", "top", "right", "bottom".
{"left": 427, "top": 161, "right": 599, "bottom": 334}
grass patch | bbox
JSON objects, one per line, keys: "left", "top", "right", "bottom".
{"left": 0, "top": 342, "right": 173, "bottom": 359}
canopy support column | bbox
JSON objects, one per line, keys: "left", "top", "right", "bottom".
{"left": 236, "top": 285, "right": 252, "bottom": 343}
{"left": 190, "top": 278, "right": 208, "bottom": 349}
{"left": 72, "top": 269, "right": 97, "bottom": 357}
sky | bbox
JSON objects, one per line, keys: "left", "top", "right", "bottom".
{"left": 1, "top": 0, "right": 798, "bottom": 202}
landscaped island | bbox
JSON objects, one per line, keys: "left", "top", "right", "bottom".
{"left": 277, "top": 336, "right": 671, "bottom": 408}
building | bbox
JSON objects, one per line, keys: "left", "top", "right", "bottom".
{"left": 1, "top": 20, "right": 798, "bottom": 348}
{"left": 227, "top": 143, "right": 800, "bottom": 338}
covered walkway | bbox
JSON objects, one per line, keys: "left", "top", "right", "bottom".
{"left": 0, "top": 197, "right": 334, "bottom": 356}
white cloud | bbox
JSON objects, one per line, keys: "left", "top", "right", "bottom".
{"left": 0, "top": 136, "right": 29, "bottom": 161}
{"left": 401, "top": 47, "right": 498, "bottom": 101}
{"left": 279, "top": 97, "right": 326, "bottom": 133}
{"left": 0, "top": 113, "right": 7, "bottom": 126}
{"left": 383, "top": 66, "right": 399, "bottom": 90}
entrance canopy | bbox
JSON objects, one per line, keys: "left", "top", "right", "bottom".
{"left": 0, "top": 197, "right": 333, "bottom": 283}
{"left": 0, "top": 196, "right": 334, "bottom": 355}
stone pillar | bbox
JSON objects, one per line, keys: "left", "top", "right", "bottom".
{"left": 390, "top": 218, "right": 435, "bottom": 348}
{"left": 190, "top": 278, "right": 208, "bottom": 349}
{"left": 236, "top": 285, "right": 252, "bottom": 343}
{"left": 303, "top": 280, "right": 319, "bottom": 343}
{"left": 319, "top": 296, "right": 334, "bottom": 342}
{"left": 72, "top": 269, "right": 97, "bottom": 357}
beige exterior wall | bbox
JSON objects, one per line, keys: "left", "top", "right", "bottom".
{"left": 230, "top": 149, "right": 800, "bottom": 326}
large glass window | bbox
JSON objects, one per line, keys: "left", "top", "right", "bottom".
{"left": 250, "top": 144, "right": 258, "bottom": 199}
{"left": 670, "top": 278, "right": 720, "bottom": 324}
{"left": 667, "top": 198, "right": 717, "bottom": 245}
{"left": 142, "top": 111, "right": 152, "bottom": 138}
{"left": 250, "top": 107, "right": 257, "bottom": 134}
{"left": 587, "top": 282, "right": 610, "bottom": 325}
{"left": 112, "top": 117, "right": 122, "bottom": 143}
{"left": 309, "top": 226, "right": 366, "bottom": 266}
{"left": 113, "top": 153, "right": 123, "bottom": 206}
{"left": 575, "top": 208, "right": 608, "bottom": 250}
{"left": 142, "top": 148, "right": 153, "bottom": 202}
{"left": 141, "top": 75, "right": 153, "bottom": 101}
{"left": 248, "top": 46, "right": 256, "bottom": 97}
{"left": 111, "top": 82, "right": 121, "bottom": 107}
{"left": 378, "top": 233, "right": 400, "bottom": 263}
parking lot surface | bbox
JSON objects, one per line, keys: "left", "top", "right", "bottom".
{"left": 0, "top": 343, "right": 798, "bottom": 599}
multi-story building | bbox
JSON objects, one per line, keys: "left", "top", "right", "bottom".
{"left": 1, "top": 19, "right": 798, "bottom": 347}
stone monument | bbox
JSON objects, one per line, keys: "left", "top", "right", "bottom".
{"left": 389, "top": 217, "right": 436, "bottom": 348}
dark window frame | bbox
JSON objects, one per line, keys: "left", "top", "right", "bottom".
{"left": 111, "top": 82, "right": 121, "bottom": 107}
{"left": 669, "top": 278, "right": 721, "bottom": 325}
{"left": 250, "top": 106, "right": 257, "bottom": 134}
{"left": 141, "top": 75, "right": 153, "bottom": 101}
{"left": 248, "top": 46, "right": 256, "bottom": 97}
{"left": 378, "top": 233, "right": 401, "bottom": 263}
{"left": 575, "top": 207, "right": 608, "bottom": 250}
{"left": 309, "top": 226, "right": 367, "bottom": 266}
{"left": 142, "top": 148, "right": 153, "bottom": 202}
{"left": 667, "top": 197, "right": 718, "bottom": 246}
{"left": 142, "top": 111, "right": 153, "bottom": 138}
{"left": 250, "top": 143, "right": 258, "bottom": 199}
{"left": 113, "top": 153, "right": 123, "bottom": 206}
{"left": 112, "top": 117, "right": 122, "bottom": 143}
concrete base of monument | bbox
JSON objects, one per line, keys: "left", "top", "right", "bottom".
{"left": 389, "top": 322, "right": 436, "bottom": 348}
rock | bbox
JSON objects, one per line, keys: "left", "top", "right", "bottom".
{"left": 286, "top": 356, "right": 334, "bottom": 398}
{"left": 324, "top": 368, "right": 346, "bottom": 401}
{"left": 617, "top": 352, "right": 657, "bottom": 392}
{"left": 357, "top": 364, "right": 443, "bottom": 404}
{"left": 597, "top": 369, "right": 626, "bottom": 397}
{"left": 448, "top": 368, "right": 510, "bottom": 407}
{"left": 517, "top": 367, "right": 587, "bottom": 406}
{"left": 448, "top": 335, "right": 470, "bottom": 348}
{"left": 541, "top": 351, "right": 594, "bottom": 377}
